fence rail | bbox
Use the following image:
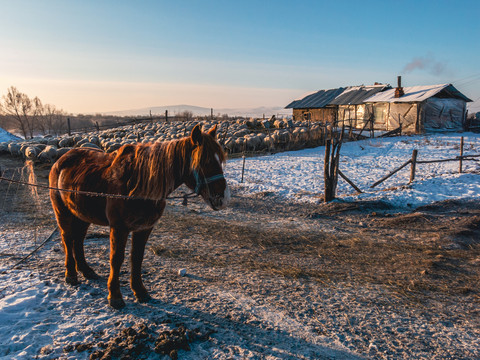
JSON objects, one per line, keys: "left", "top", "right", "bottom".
{"left": 338, "top": 136, "right": 479, "bottom": 193}
{"left": 69, "top": 115, "right": 169, "bottom": 135}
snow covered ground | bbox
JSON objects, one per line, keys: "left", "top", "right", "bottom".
{"left": 0, "top": 128, "right": 20, "bottom": 142}
{"left": 225, "top": 132, "right": 480, "bottom": 209}
{"left": 0, "top": 132, "right": 479, "bottom": 359}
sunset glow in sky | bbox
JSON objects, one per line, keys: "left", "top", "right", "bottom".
{"left": 0, "top": 0, "right": 479, "bottom": 114}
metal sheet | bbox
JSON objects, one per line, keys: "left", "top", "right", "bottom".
{"left": 285, "top": 87, "right": 346, "bottom": 109}
{"left": 364, "top": 84, "right": 472, "bottom": 103}
{"left": 329, "top": 85, "right": 391, "bottom": 105}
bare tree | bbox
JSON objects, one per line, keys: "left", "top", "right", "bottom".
{"left": 40, "top": 104, "right": 66, "bottom": 136}
{"left": 0, "top": 86, "right": 46, "bottom": 139}
{"left": 0, "top": 114, "right": 12, "bottom": 130}
{"left": 28, "top": 96, "right": 44, "bottom": 138}
{"left": 174, "top": 110, "right": 194, "bottom": 122}
{"left": 0, "top": 86, "right": 32, "bottom": 139}
{"left": 0, "top": 87, "right": 67, "bottom": 138}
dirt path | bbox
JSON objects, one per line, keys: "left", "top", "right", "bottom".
{"left": 141, "top": 194, "right": 480, "bottom": 358}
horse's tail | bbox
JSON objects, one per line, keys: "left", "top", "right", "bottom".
{"left": 49, "top": 160, "right": 64, "bottom": 211}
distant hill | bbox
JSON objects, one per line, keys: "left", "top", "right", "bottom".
{"left": 105, "top": 104, "right": 292, "bottom": 118}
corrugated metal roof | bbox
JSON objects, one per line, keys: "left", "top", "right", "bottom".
{"left": 286, "top": 83, "right": 471, "bottom": 109}
{"left": 329, "top": 85, "right": 391, "bottom": 105}
{"left": 285, "top": 87, "right": 346, "bottom": 109}
{"left": 364, "top": 84, "right": 472, "bottom": 103}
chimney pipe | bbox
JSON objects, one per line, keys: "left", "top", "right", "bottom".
{"left": 395, "top": 75, "right": 404, "bottom": 98}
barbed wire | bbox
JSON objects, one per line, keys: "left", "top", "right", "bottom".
{"left": 0, "top": 175, "right": 198, "bottom": 202}
{"left": 0, "top": 170, "right": 202, "bottom": 277}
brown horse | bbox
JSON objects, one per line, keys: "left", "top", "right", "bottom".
{"left": 49, "top": 124, "right": 229, "bottom": 308}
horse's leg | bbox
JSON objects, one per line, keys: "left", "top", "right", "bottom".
{"left": 130, "top": 228, "right": 153, "bottom": 303}
{"left": 58, "top": 226, "right": 79, "bottom": 285}
{"left": 51, "top": 191, "right": 78, "bottom": 285}
{"left": 57, "top": 215, "right": 89, "bottom": 285}
{"left": 71, "top": 219, "right": 99, "bottom": 280}
{"left": 108, "top": 226, "right": 129, "bottom": 309}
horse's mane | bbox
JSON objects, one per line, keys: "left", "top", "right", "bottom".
{"left": 190, "top": 133, "right": 226, "bottom": 170}
{"left": 118, "top": 132, "right": 225, "bottom": 200}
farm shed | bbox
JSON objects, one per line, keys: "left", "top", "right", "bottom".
{"left": 285, "top": 87, "right": 346, "bottom": 123}
{"left": 285, "top": 84, "right": 391, "bottom": 127}
{"left": 364, "top": 82, "right": 472, "bottom": 133}
{"left": 286, "top": 80, "right": 472, "bottom": 134}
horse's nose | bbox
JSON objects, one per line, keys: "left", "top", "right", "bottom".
{"left": 211, "top": 185, "right": 230, "bottom": 210}
{"left": 221, "top": 185, "right": 231, "bottom": 208}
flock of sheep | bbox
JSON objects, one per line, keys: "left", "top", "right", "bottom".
{"left": 0, "top": 118, "right": 326, "bottom": 163}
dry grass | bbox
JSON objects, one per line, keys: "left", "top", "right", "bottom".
{"left": 151, "top": 198, "right": 480, "bottom": 303}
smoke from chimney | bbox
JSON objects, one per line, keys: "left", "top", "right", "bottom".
{"left": 402, "top": 54, "right": 451, "bottom": 76}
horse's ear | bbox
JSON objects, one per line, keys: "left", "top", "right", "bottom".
{"left": 207, "top": 124, "right": 217, "bottom": 138}
{"left": 191, "top": 124, "right": 203, "bottom": 145}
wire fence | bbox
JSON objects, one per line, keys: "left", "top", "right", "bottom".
{"left": 1, "top": 134, "right": 478, "bottom": 273}
{"left": 0, "top": 164, "right": 56, "bottom": 266}
{"left": 0, "top": 161, "right": 204, "bottom": 274}
{"left": 330, "top": 136, "right": 480, "bottom": 198}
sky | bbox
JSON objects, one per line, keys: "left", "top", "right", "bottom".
{"left": 0, "top": 0, "right": 479, "bottom": 114}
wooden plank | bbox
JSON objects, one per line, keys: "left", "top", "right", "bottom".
{"left": 354, "top": 114, "right": 371, "bottom": 140}
{"left": 409, "top": 149, "right": 418, "bottom": 183}
{"left": 402, "top": 104, "right": 414, "bottom": 118}
{"left": 416, "top": 156, "right": 478, "bottom": 164}
{"left": 370, "top": 159, "right": 411, "bottom": 188}
{"left": 338, "top": 169, "right": 363, "bottom": 193}
{"left": 459, "top": 136, "right": 464, "bottom": 173}
{"left": 378, "top": 125, "right": 402, "bottom": 138}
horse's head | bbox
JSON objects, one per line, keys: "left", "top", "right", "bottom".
{"left": 185, "top": 124, "right": 230, "bottom": 210}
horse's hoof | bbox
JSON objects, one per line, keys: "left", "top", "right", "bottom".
{"left": 65, "top": 276, "right": 79, "bottom": 286}
{"left": 109, "top": 298, "right": 126, "bottom": 309}
{"left": 135, "top": 293, "right": 152, "bottom": 303}
{"left": 83, "top": 269, "right": 100, "bottom": 280}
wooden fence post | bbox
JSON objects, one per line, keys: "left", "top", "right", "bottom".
{"left": 324, "top": 126, "right": 344, "bottom": 202}
{"left": 409, "top": 149, "right": 418, "bottom": 183}
{"left": 240, "top": 154, "right": 246, "bottom": 183}
{"left": 67, "top": 117, "right": 71, "bottom": 136}
{"left": 459, "top": 136, "right": 464, "bottom": 173}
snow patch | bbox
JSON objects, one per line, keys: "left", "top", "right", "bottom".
{"left": 0, "top": 128, "right": 20, "bottom": 142}
{"left": 225, "top": 132, "right": 480, "bottom": 209}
